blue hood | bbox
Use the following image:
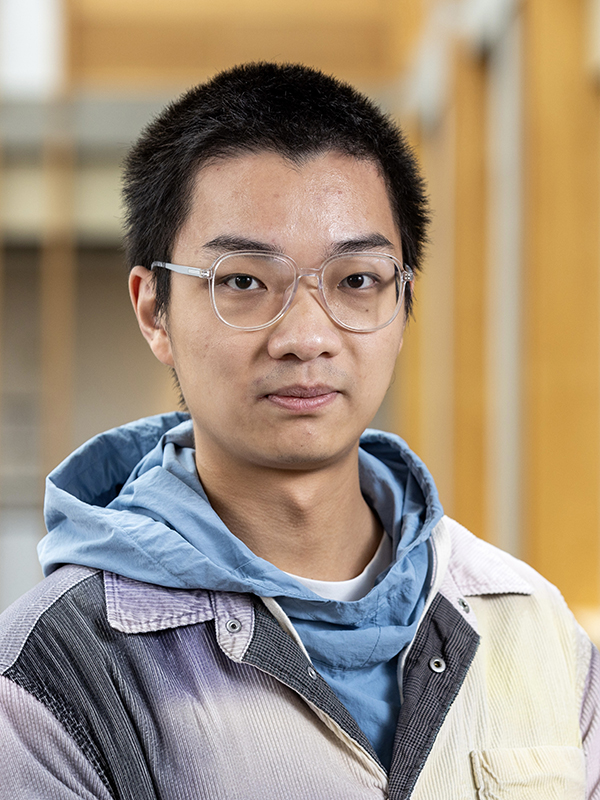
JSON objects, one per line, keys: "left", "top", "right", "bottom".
{"left": 39, "top": 412, "right": 443, "bottom": 669}
{"left": 40, "top": 413, "right": 441, "bottom": 591}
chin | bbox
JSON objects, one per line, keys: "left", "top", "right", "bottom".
{"left": 263, "top": 452, "right": 332, "bottom": 469}
{"left": 254, "top": 436, "right": 357, "bottom": 471}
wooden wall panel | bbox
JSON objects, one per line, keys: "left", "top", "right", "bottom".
{"left": 392, "top": 122, "right": 423, "bottom": 454}
{"left": 384, "top": 0, "right": 425, "bottom": 78}
{"left": 396, "top": 47, "right": 488, "bottom": 531}
{"left": 411, "top": 110, "right": 456, "bottom": 513}
{"left": 523, "top": 0, "right": 600, "bottom": 606}
{"left": 64, "top": 0, "right": 425, "bottom": 89}
{"left": 67, "top": 19, "right": 388, "bottom": 87}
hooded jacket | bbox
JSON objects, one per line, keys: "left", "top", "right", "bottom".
{"left": 0, "top": 414, "right": 598, "bottom": 799}
{"left": 38, "top": 412, "right": 444, "bottom": 768}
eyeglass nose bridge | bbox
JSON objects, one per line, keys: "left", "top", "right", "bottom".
{"left": 280, "top": 267, "right": 329, "bottom": 317}
{"left": 294, "top": 266, "right": 323, "bottom": 279}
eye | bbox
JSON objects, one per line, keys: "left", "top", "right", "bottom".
{"left": 340, "top": 273, "right": 378, "bottom": 290}
{"left": 220, "top": 273, "right": 265, "bottom": 291}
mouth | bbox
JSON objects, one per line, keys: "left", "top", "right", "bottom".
{"left": 263, "top": 384, "right": 340, "bottom": 412}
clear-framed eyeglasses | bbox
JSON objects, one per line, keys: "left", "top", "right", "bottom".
{"left": 150, "top": 251, "right": 413, "bottom": 333}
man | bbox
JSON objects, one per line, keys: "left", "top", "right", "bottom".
{"left": 0, "top": 62, "right": 598, "bottom": 799}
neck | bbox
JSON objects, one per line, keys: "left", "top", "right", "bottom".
{"left": 194, "top": 440, "right": 382, "bottom": 581}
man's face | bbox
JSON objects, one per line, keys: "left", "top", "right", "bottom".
{"left": 140, "top": 151, "right": 405, "bottom": 472}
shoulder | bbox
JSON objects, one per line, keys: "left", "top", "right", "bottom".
{"left": 440, "top": 515, "right": 569, "bottom": 600}
{"left": 0, "top": 565, "right": 102, "bottom": 675}
{"left": 436, "top": 516, "right": 594, "bottom": 697}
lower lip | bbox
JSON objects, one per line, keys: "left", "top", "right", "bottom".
{"left": 265, "top": 392, "right": 339, "bottom": 412}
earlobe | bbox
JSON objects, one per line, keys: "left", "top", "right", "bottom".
{"left": 128, "top": 266, "right": 174, "bottom": 367}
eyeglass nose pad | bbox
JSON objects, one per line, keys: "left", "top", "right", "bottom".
{"left": 291, "top": 270, "right": 324, "bottom": 303}
{"left": 277, "top": 270, "right": 327, "bottom": 323}
{"left": 295, "top": 270, "right": 322, "bottom": 291}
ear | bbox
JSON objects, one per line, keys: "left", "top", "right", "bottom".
{"left": 129, "top": 266, "right": 174, "bottom": 367}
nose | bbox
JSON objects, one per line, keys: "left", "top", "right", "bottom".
{"left": 266, "top": 280, "right": 343, "bottom": 361}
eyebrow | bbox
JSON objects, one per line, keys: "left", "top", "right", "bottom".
{"left": 203, "top": 235, "right": 280, "bottom": 254}
{"left": 202, "top": 233, "right": 396, "bottom": 257}
{"left": 328, "top": 234, "right": 395, "bottom": 256}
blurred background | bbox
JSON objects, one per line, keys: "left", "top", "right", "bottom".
{"left": 1, "top": 0, "right": 599, "bottom": 640}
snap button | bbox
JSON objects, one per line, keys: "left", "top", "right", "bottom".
{"left": 429, "top": 656, "right": 446, "bottom": 673}
{"left": 458, "top": 598, "right": 470, "bottom": 614}
{"left": 307, "top": 666, "right": 318, "bottom": 680}
{"left": 225, "top": 618, "right": 242, "bottom": 633}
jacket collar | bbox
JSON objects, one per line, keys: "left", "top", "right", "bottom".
{"left": 439, "top": 516, "right": 533, "bottom": 596}
{"left": 104, "top": 571, "right": 214, "bottom": 633}
{"left": 431, "top": 516, "right": 532, "bottom": 635}
{"left": 104, "top": 516, "right": 533, "bottom": 636}
{"left": 104, "top": 571, "right": 256, "bottom": 662}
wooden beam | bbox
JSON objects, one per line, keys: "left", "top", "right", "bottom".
{"left": 65, "top": 0, "right": 428, "bottom": 88}
{"left": 40, "top": 112, "right": 76, "bottom": 479}
{"left": 393, "top": 120, "right": 423, "bottom": 453}
{"left": 384, "top": 0, "right": 425, "bottom": 78}
{"left": 411, "top": 110, "right": 456, "bottom": 513}
{"left": 452, "top": 44, "right": 488, "bottom": 540}
{"left": 523, "top": 0, "right": 600, "bottom": 606}
{"left": 67, "top": 17, "right": 391, "bottom": 88}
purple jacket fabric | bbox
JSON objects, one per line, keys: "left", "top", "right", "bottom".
{"left": 0, "top": 516, "right": 598, "bottom": 799}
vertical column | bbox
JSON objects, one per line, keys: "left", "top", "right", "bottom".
{"left": 523, "top": 0, "right": 600, "bottom": 607}
{"left": 452, "top": 43, "right": 488, "bottom": 539}
{"left": 40, "top": 101, "right": 76, "bottom": 478}
{"left": 413, "top": 107, "right": 456, "bottom": 512}
{"left": 393, "top": 121, "right": 424, "bottom": 454}
{"left": 486, "top": 15, "right": 523, "bottom": 557}
{"left": 384, "top": 0, "right": 425, "bottom": 78}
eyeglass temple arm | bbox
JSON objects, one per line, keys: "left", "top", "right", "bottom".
{"left": 150, "top": 261, "right": 211, "bottom": 279}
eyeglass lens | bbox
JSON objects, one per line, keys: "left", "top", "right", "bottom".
{"left": 212, "top": 253, "right": 402, "bottom": 330}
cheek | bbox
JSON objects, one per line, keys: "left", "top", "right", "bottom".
{"left": 169, "top": 326, "right": 259, "bottom": 407}
{"left": 358, "top": 329, "right": 403, "bottom": 381}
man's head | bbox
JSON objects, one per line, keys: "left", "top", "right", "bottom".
{"left": 122, "top": 62, "right": 428, "bottom": 320}
{"left": 127, "top": 63, "right": 429, "bottom": 475}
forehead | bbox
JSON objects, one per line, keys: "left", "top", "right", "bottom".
{"left": 174, "top": 150, "right": 400, "bottom": 258}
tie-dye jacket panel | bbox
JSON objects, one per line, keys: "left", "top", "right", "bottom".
{"left": 0, "top": 518, "right": 598, "bottom": 800}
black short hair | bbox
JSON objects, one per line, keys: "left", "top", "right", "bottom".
{"left": 122, "top": 62, "right": 428, "bottom": 318}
